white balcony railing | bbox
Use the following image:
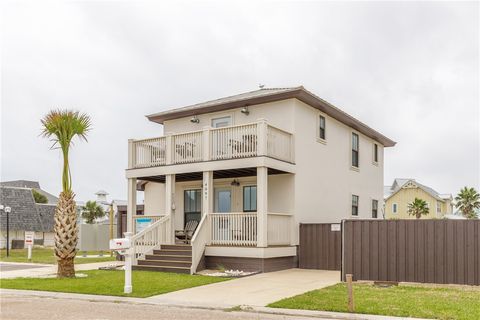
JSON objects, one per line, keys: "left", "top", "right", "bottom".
{"left": 209, "top": 212, "right": 257, "bottom": 246}
{"left": 129, "top": 121, "right": 294, "bottom": 169}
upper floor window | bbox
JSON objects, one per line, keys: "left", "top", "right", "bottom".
{"left": 319, "top": 115, "right": 326, "bottom": 140}
{"left": 372, "top": 199, "right": 378, "bottom": 218}
{"left": 352, "top": 133, "right": 359, "bottom": 168}
{"left": 373, "top": 143, "right": 378, "bottom": 163}
{"left": 392, "top": 203, "right": 398, "bottom": 214}
{"left": 243, "top": 185, "right": 257, "bottom": 212}
{"left": 352, "top": 195, "right": 359, "bottom": 216}
{"left": 212, "top": 116, "right": 232, "bottom": 128}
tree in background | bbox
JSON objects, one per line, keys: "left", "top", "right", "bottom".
{"left": 455, "top": 187, "right": 480, "bottom": 219}
{"left": 407, "top": 198, "right": 430, "bottom": 219}
{"left": 41, "top": 110, "right": 91, "bottom": 278}
{"left": 32, "top": 189, "right": 48, "bottom": 204}
{"left": 82, "top": 201, "right": 106, "bottom": 224}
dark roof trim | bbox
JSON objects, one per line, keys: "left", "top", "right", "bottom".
{"left": 146, "top": 87, "right": 396, "bottom": 147}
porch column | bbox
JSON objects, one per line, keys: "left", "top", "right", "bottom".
{"left": 202, "top": 171, "right": 213, "bottom": 216}
{"left": 126, "top": 178, "right": 137, "bottom": 234}
{"left": 257, "top": 166, "right": 268, "bottom": 247}
{"left": 165, "top": 174, "right": 176, "bottom": 244}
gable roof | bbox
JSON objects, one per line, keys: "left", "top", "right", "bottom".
{"left": 385, "top": 178, "right": 452, "bottom": 202}
{"left": 146, "top": 86, "right": 396, "bottom": 147}
{"left": 0, "top": 186, "right": 54, "bottom": 232}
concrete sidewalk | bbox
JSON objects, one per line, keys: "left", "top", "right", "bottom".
{"left": 0, "top": 261, "right": 122, "bottom": 279}
{"left": 149, "top": 268, "right": 341, "bottom": 307}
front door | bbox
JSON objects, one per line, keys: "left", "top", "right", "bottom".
{"left": 215, "top": 188, "right": 232, "bottom": 213}
{"left": 184, "top": 189, "right": 201, "bottom": 226}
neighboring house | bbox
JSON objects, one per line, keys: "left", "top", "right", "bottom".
{"left": 0, "top": 180, "right": 57, "bottom": 248}
{"left": 384, "top": 178, "right": 453, "bottom": 219}
{"left": 125, "top": 86, "right": 396, "bottom": 273}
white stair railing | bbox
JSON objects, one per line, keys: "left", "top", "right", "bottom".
{"left": 131, "top": 215, "right": 171, "bottom": 265}
{"left": 190, "top": 214, "right": 209, "bottom": 274}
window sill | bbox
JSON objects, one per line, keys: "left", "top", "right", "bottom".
{"left": 350, "top": 166, "right": 360, "bottom": 172}
{"left": 316, "top": 137, "right": 327, "bottom": 145}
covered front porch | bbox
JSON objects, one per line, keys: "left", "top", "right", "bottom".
{"left": 130, "top": 167, "right": 295, "bottom": 246}
{"left": 126, "top": 167, "right": 296, "bottom": 273}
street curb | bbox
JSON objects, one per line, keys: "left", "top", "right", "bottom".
{"left": 0, "top": 289, "right": 429, "bottom": 320}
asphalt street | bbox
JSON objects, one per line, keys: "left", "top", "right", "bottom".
{"left": 0, "top": 295, "right": 329, "bottom": 320}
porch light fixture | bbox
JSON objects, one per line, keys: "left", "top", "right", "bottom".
{"left": 190, "top": 115, "right": 200, "bottom": 124}
{"left": 240, "top": 106, "right": 250, "bottom": 115}
{"left": 231, "top": 179, "right": 240, "bottom": 186}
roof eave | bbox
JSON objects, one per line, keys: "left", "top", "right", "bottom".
{"left": 145, "top": 87, "right": 396, "bottom": 147}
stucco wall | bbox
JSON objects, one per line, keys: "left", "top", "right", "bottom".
{"left": 292, "top": 99, "right": 384, "bottom": 223}
{"left": 163, "top": 99, "right": 295, "bottom": 134}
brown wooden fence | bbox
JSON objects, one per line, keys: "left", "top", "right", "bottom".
{"left": 342, "top": 219, "right": 480, "bottom": 285}
{"left": 299, "top": 223, "right": 342, "bottom": 270}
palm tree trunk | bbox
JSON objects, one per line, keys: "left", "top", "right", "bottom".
{"left": 54, "top": 191, "right": 78, "bottom": 278}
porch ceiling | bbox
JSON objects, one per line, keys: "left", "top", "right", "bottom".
{"left": 137, "top": 167, "right": 288, "bottom": 190}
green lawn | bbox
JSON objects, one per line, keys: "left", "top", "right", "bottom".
{"left": 0, "top": 269, "right": 229, "bottom": 298}
{"left": 0, "top": 248, "right": 115, "bottom": 264}
{"left": 268, "top": 283, "right": 480, "bottom": 320}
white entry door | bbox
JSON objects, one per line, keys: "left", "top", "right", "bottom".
{"left": 215, "top": 188, "right": 232, "bottom": 213}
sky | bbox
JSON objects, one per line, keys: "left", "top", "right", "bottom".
{"left": 1, "top": 1, "right": 479, "bottom": 202}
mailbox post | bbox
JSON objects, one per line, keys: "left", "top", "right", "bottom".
{"left": 109, "top": 232, "right": 132, "bottom": 294}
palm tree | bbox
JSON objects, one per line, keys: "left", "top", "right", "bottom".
{"left": 407, "top": 198, "right": 430, "bottom": 219}
{"left": 455, "top": 187, "right": 480, "bottom": 219}
{"left": 41, "top": 110, "right": 91, "bottom": 278}
{"left": 82, "top": 201, "right": 106, "bottom": 224}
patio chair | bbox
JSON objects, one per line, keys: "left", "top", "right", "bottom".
{"left": 175, "top": 220, "right": 199, "bottom": 244}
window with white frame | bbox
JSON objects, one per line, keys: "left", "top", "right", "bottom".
{"left": 352, "top": 133, "right": 359, "bottom": 168}
{"left": 352, "top": 195, "right": 359, "bottom": 216}
{"left": 243, "top": 185, "right": 257, "bottom": 212}
{"left": 373, "top": 143, "right": 379, "bottom": 163}
{"left": 392, "top": 203, "right": 398, "bottom": 214}
{"left": 372, "top": 199, "right": 378, "bottom": 218}
{"left": 437, "top": 201, "right": 442, "bottom": 213}
{"left": 319, "top": 115, "right": 326, "bottom": 140}
{"left": 211, "top": 116, "right": 232, "bottom": 128}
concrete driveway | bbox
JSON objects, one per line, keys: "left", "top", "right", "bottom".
{"left": 149, "top": 268, "right": 340, "bottom": 308}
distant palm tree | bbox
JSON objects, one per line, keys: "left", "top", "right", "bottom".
{"left": 407, "top": 198, "right": 430, "bottom": 219}
{"left": 82, "top": 201, "right": 106, "bottom": 224}
{"left": 455, "top": 187, "right": 480, "bottom": 219}
{"left": 41, "top": 110, "right": 91, "bottom": 278}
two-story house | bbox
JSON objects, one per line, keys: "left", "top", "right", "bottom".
{"left": 384, "top": 178, "right": 453, "bottom": 219}
{"left": 125, "top": 86, "right": 396, "bottom": 274}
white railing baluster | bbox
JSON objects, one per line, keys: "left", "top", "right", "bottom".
{"left": 130, "top": 215, "right": 171, "bottom": 265}
{"left": 209, "top": 212, "right": 257, "bottom": 246}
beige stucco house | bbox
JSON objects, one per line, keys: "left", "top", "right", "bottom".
{"left": 125, "top": 86, "right": 396, "bottom": 273}
{"left": 384, "top": 178, "right": 453, "bottom": 219}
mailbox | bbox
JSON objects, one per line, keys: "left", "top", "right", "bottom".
{"left": 109, "top": 238, "right": 131, "bottom": 251}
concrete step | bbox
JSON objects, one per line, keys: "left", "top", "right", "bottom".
{"left": 133, "top": 264, "right": 190, "bottom": 274}
{"left": 161, "top": 244, "right": 192, "bottom": 251}
{"left": 145, "top": 254, "right": 192, "bottom": 262}
{"left": 138, "top": 259, "right": 191, "bottom": 268}
{"left": 153, "top": 249, "right": 192, "bottom": 256}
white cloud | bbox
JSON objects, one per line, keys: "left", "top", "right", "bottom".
{"left": 1, "top": 1, "right": 478, "bottom": 201}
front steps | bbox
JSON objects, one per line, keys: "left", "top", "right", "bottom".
{"left": 133, "top": 244, "right": 192, "bottom": 274}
